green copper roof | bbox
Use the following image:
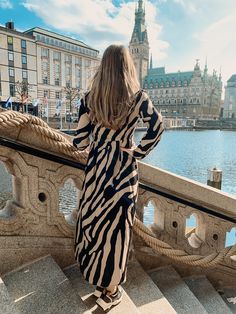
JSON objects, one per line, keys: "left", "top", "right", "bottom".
{"left": 144, "top": 67, "right": 194, "bottom": 87}
{"left": 130, "top": 0, "right": 147, "bottom": 43}
{"left": 227, "top": 74, "right": 236, "bottom": 83}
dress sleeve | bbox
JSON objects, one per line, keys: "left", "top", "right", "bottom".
{"left": 73, "top": 95, "right": 92, "bottom": 151}
{"left": 132, "top": 91, "right": 164, "bottom": 160}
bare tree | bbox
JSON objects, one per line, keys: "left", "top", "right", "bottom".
{"left": 15, "top": 80, "right": 33, "bottom": 113}
{"left": 63, "top": 86, "right": 80, "bottom": 129}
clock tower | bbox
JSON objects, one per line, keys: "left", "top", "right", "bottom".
{"left": 129, "top": 0, "right": 149, "bottom": 86}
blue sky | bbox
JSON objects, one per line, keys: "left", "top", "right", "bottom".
{"left": 1, "top": 0, "right": 236, "bottom": 86}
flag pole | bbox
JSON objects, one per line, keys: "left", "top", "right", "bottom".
{"left": 60, "top": 110, "right": 63, "bottom": 130}
{"left": 47, "top": 100, "right": 49, "bottom": 125}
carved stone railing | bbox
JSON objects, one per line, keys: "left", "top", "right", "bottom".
{"left": 0, "top": 110, "right": 236, "bottom": 287}
{"left": 134, "top": 163, "right": 236, "bottom": 287}
{"left": 0, "top": 110, "right": 87, "bottom": 274}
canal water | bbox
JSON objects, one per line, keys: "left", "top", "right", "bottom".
{"left": 134, "top": 129, "right": 236, "bottom": 246}
{"left": 0, "top": 129, "right": 235, "bottom": 245}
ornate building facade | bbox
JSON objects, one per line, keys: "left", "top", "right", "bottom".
{"left": 129, "top": 1, "right": 222, "bottom": 119}
{"left": 223, "top": 75, "right": 236, "bottom": 118}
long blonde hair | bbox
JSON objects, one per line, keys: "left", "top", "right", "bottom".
{"left": 87, "top": 44, "right": 140, "bottom": 130}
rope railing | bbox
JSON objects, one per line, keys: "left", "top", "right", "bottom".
{"left": 133, "top": 217, "right": 236, "bottom": 267}
{"left": 0, "top": 109, "right": 236, "bottom": 267}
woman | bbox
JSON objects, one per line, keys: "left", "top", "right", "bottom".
{"left": 73, "top": 44, "right": 164, "bottom": 311}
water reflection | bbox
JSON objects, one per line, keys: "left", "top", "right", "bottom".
{"left": 134, "top": 129, "right": 236, "bottom": 195}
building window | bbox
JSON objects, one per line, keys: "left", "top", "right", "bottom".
{"left": 42, "top": 62, "right": 49, "bottom": 71}
{"left": 7, "top": 36, "right": 13, "bottom": 44}
{"left": 65, "top": 54, "right": 72, "bottom": 63}
{"left": 55, "top": 91, "right": 60, "bottom": 99}
{"left": 21, "top": 39, "right": 26, "bottom": 49}
{"left": 66, "top": 81, "right": 71, "bottom": 88}
{"left": 9, "top": 68, "right": 15, "bottom": 77}
{"left": 66, "top": 67, "right": 71, "bottom": 75}
{"left": 9, "top": 83, "right": 15, "bottom": 96}
{"left": 75, "top": 57, "right": 82, "bottom": 65}
{"left": 54, "top": 64, "right": 60, "bottom": 73}
{"left": 53, "top": 51, "right": 61, "bottom": 60}
{"left": 43, "top": 90, "right": 49, "bottom": 97}
{"left": 84, "top": 59, "right": 91, "bottom": 67}
{"left": 41, "top": 48, "right": 49, "bottom": 58}
{"left": 22, "top": 55, "right": 27, "bottom": 64}
{"left": 8, "top": 52, "right": 14, "bottom": 61}
{"left": 43, "top": 77, "right": 48, "bottom": 84}
{"left": 22, "top": 70, "right": 28, "bottom": 80}
{"left": 55, "top": 78, "right": 60, "bottom": 86}
{"left": 7, "top": 36, "right": 13, "bottom": 50}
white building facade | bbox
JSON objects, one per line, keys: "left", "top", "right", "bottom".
{"left": 0, "top": 22, "right": 38, "bottom": 107}
{"left": 223, "top": 75, "right": 236, "bottom": 118}
{"left": 0, "top": 23, "right": 100, "bottom": 117}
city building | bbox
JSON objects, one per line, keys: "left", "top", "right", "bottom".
{"left": 25, "top": 27, "right": 100, "bottom": 116}
{"left": 0, "top": 22, "right": 100, "bottom": 117}
{"left": 0, "top": 22, "right": 38, "bottom": 109}
{"left": 223, "top": 75, "right": 236, "bottom": 118}
{"left": 129, "top": 1, "right": 222, "bottom": 119}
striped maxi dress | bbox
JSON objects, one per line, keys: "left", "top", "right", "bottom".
{"left": 73, "top": 89, "right": 164, "bottom": 288}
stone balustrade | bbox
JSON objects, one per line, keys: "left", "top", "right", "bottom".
{"left": 0, "top": 114, "right": 236, "bottom": 282}
{"left": 137, "top": 163, "right": 236, "bottom": 261}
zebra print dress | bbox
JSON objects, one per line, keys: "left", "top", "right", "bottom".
{"left": 73, "top": 90, "right": 164, "bottom": 288}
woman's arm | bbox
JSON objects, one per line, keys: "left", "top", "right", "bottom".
{"left": 131, "top": 91, "right": 164, "bottom": 160}
{"left": 73, "top": 96, "right": 92, "bottom": 151}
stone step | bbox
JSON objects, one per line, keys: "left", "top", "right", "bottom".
{"left": 184, "top": 275, "right": 233, "bottom": 314}
{"left": 123, "top": 260, "right": 177, "bottom": 314}
{"left": 0, "top": 278, "right": 20, "bottom": 314}
{"left": 218, "top": 287, "right": 236, "bottom": 313}
{"left": 149, "top": 265, "right": 208, "bottom": 314}
{"left": 64, "top": 263, "right": 141, "bottom": 314}
{"left": 2, "top": 255, "right": 91, "bottom": 314}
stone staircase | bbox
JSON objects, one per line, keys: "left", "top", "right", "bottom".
{"left": 1, "top": 255, "right": 235, "bottom": 314}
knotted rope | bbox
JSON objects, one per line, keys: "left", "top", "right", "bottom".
{"left": 133, "top": 217, "right": 236, "bottom": 267}
{"left": 0, "top": 110, "right": 88, "bottom": 162}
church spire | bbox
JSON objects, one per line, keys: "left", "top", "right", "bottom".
{"left": 204, "top": 57, "right": 208, "bottom": 74}
{"left": 150, "top": 53, "right": 153, "bottom": 69}
{"left": 138, "top": 0, "right": 143, "bottom": 10}
{"left": 129, "top": 0, "right": 149, "bottom": 86}
{"left": 130, "top": 0, "right": 147, "bottom": 43}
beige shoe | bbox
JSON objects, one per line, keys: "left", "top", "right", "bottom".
{"left": 96, "top": 285, "right": 123, "bottom": 311}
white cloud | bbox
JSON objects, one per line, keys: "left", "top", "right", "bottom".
{"left": 21, "top": 0, "right": 169, "bottom": 63}
{"left": 154, "top": 0, "right": 236, "bottom": 88}
{"left": 0, "top": 0, "right": 13, "bottom": 8}
{"left": 173, "top": 0, "right": 196, "bottom": 13}
{"left": 193, "top": 10, "right": 236, "bottom": 85}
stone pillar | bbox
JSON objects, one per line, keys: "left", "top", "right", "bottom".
{"left": 207, "top": 167, "right": 222, "bottom": 190}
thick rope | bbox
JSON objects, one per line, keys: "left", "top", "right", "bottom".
{"left": 1, "top": 110, "right": 235, "bottom": 268}
{"left": 0, "top": 110, "right": 88, "bottom": 162}
{"left": 133, "top": 217, "right": 236, "bottom": 267}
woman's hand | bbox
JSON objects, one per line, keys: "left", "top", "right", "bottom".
{"left": 120, "top": 139, "right": 137, "bottom": 155}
